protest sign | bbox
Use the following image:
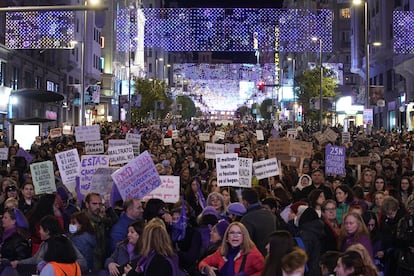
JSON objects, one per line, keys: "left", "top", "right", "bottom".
{"left": 313, "top": 131, "right": 328, "bottom": 145}
{"left": 216, "top": 153, "right": 239, "bottom": 187}
{"left": 142, "top": 176, "right": 180, "bottom": 203}
{"left": 90, "top": 167, "right": 117, "bottom": 196}
{"left": 111, "top": 151, "right": 162, "bottom": 200}
{"left": 287, "top": 129, "right": 297, "bottom": 140}
{"left": 79, "top": 155, "right": 109, "bottom": 195}
{"left": 205, "top": 143, "right": 225, "bottom": 159}
{"left": 163, "top": 138, "right": 172, "bottom": 146}
{"left": 172, "top": 130, "right": 179, "bottom": 139}
{"left": 324, "top": 128, "right": 339, "bottom": 143}
{"left": 85, "top": 140, "right": 104, "bottom": 155}
{"left": 62, "top": 125, "right": 73, "bottom": 135}
{"left": 225, "top": 143, "right": 240, "bottom": 154}
{"left": 341, "top": 132, "right": 351, "bottom": 144}
{"left": 239, "top": 157, "right": 252, "bottom": 187}
{"left": 30, "top": 161, "right": 56, "bottom": 194}
{"left": 55, "top": 149, "right": 81, "bottom": 191}
{"left": 49, "top": 128, "right": 62, "bottom": 139}
{"left": 268, "top": 138, "right": 290, "bottom": 158}
{"left": 325, "top": 146, "right": 346, "bottom": 175}
{"left": 215, "top": 131, "right": 225, "bottom": 140}
{"left": 256, "top": 130, "right": 264, "bottom": 141}
{"left": 126, "top": 133, "right": 141, "bottom": 156}
{"left": 108, "top": 139, "right": 129, "bottom": 147}
{"left": 0, "top": 148, "right": 8, "bottom": 160}
{"left": 253, "top": 158, "right": 280, "bottom": 180}
{"left": 75, "top": 125, "right": 100, "bottom": 142}
{"left": 290, "top": 140, "right": 313, "bottom": 158}
{"left": 108, "top": 144, "right": 134, "bottom": 166}
{"left": 199, "top": 133, "right": 211, "bottom": 142}
{"left": 347, "top": 156, "right": 370, "bottom": 166}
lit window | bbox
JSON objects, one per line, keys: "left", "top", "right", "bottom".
{"left": 340, "top": 8, "right": 351, "bottom": 19}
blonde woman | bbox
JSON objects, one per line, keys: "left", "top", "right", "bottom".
{"left": 346, "top": 243, "right": 379, "bottom": 275}
{"left": 198, "top": 221, "right": 264, "bottom": 276}
{"left": 125, "top": 218, "right": 180, "bottom": 276}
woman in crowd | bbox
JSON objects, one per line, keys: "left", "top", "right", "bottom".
{"left": 39, "top": 235, "right": 81, "bottom": 276}
{"left": 367, "top": 176, "right": 387, "bottom": 203}
{"left": 292, "top": 174, "right": 312, "bottom": 202}
{"left": 361, "top": 211, "right": 382, "bottom": 266}
{"left": 18, "top": 182, "right": 37, "bottom": 215}
{"left": 281, "top": 248, "right": 308, "bottom": 276}
{"left": 184, "top": 177, "right": 205, "bottom": 217}
{"left": 206, "top": 177, "right": 220, "bottom": 194}
{"left": 125, "top": 218, "right": 180, "bottom": 275}
{"left": 398, "top": 176, "right": 412, "bottom": 208}
{"left": 335, "top": 185, "right": 354, "bottom": 225}
{"left": 346, "top": 244, "right": 379, "bottom": 276}
{"left": 307, "top": 189, "right": 325, "bottom": 218}
{"left": 337, "top": 212, "right": 373, "bottom": 258}
{"left": 321, "top": 199, "right": 340, "bottom": 252}
{"left": 206, "top": 192, "right": 227, "bottom": 220}
{"left": 370, "top": 191, "right": 385, "bottom": 219}
{"left": 68, "top": 211, "right": 96, "bottom": 272}
{"left": 262, "top": 230, "right": 295, "bottom": 276}
{"left": 199, "top": 221, "right": 264, "bottom": 276}
{"left": 0, "top": 208, "right": 31, "bottom": 275}
{"left": 220, "top": 187, "right": 238, "bottom": 208}
{"left": 104, "top": 221, "right": 144, "bottom": 276}
{"left": 334, "top": 250, "right": 378, "bottom": 276}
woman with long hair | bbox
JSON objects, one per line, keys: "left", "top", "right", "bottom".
{"left": 337, "top": 212, "right": 373, "bottom": 259}
{"left": 125, "top": 218, "right": 180, "bottom": 275}
{"left": 199, "top": 222, "right": 264, "bottom": 276}
{"left": 335, "top": 185, "right": 354, "bottom": 225}
{"left": 262, "top": 230, "right": 295, "bottom": 276}
{"left": 334, "top": 250, "right": 378, "bottom": 276}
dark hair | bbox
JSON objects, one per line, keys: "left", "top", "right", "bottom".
{"left": 307, "top": 189, "right": 324, "bottom": 208}
{"left": 220, "top": 187, "right": 239, "bottom": 203}
{"left": 70, "top": 212, "right": 95, "bottom": 235}
{"left": 27, "top": 194, "right": 57, "bottom": 233}
{"left": 44, "top": 235, "right": 78, "bottom": 263}
{"left": 335, "top": 184, "right": 354, "bottom": 203}
{"left": 338, "top": 251, "right": 366, "bottom": 275}
{"left": 40, "top": 215, "right": 63, "bottom": 237}
{"left": 143, "top": 198, "right": 168, "bottom": 221}
{"left": 320, "top": 251, "right": 340, "bottom": 274}
{"left": 84, "top": 192, "right": 100, "bottom": 204}
{"left": 241, "top": 189, "right": 259, "bottom": 204}
{"left": 262, "top": 230, "right": 295, "bottom": 276}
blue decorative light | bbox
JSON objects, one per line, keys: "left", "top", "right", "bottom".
{"left": 117, "top": 8, "right": 333, "bottom": 52}
{"left": 5, "top": 11, "right": 75, "bottom": 49}
{"left": 393, "top": 11, "right": 414, "bottom": 54}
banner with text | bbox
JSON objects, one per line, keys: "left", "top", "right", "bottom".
{"left": 126, "top": 133, "right": 141, "bottom": 156}
{"left": 85, "top": 140, "right": 105, "bottom": 155}
{"left": 75, "top": 125, "right": 100, "bottom": 142}
{"left": 108, "top": 144, "right": 134, "bottom": 166}
{"left": 253, "top": 158, "right": 280, "bottom": 180}
{"left": 55, "top": 149, "right": 81, "bottom": 191}
{"left": 30, "top": 161, "right": 56, "bottom": 194}
{"left": 205, "top": 143, "right": 225, "bottom": 159}
{"left": 142, "top": 175, "right": 180, "bottom": 203}
{"left": 216, "top": 153, "right": 239, "bottom": 187}
{"left": 325, "top": 145, "right": 346, "bottom": 175}
{"left": 90, "top": 167, "right": 117, "bottom": 196}
{"left": 239, "top": 157, "right": 253, "bottom": 187}
{"left": 79, "top": 155, "right": 109, "bottom": 195}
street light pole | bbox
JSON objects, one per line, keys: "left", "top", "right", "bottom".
{"left": 312, "top": 37, "right": 323, "bottom": 131}
{"left": 80, "top": 1, "right": 87, "bottom": 126}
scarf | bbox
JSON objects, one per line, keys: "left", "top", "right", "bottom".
{"left": 2, "top": 226, "right": 17, "bottom": 243}
{"left": 219, "top": 246, "right": 240, "bottom": 276}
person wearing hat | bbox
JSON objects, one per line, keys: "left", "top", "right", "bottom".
{"left": 227, "top": 202, "right": 246, "bottom": 222}
{"left": 201, "top": 219, "right": 230, "bottom": 260}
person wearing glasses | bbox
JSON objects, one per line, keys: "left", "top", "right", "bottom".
{"left": 198, "top": 221, "right": 264, "bottom": 276}
{"left": 321, "top": 199, "right": 340, "bottom": 252}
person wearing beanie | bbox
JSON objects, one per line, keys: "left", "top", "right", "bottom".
{"left": 199, "top": 219, "right": 230, "bottom": 260}
{"left": 227, "top": 202, "right": 246, "bottom": 222}
{"left": 201, "top": 206, "right": 219, "bottom": 219}
{"left": 292, "top": 174, "right": 312, "bottom": 202}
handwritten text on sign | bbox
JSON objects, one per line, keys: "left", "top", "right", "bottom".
{"left": 30, "top": 161, "right": 56, "bottom": 194}
{"left": 111, "top": 151, "right": 162, "bottom": 200}
{"left": 142, "top": 176, "right": 180, "bottom": 203}
{"left": 79, "top": 155, "right": 109, "bottom": 195}
{"left": 325, "top": 146, "right": 346, "bottom": 175}
{"left": 75, "top": 125, "right": 100, "bottom": 142}
{"left": 205, "top": 143, "right": 225, "bottom": 159}
{"left": 253, "top": 158, "right": 280, "bottom": 180}
{"left": 85, "top": 140, "right": 104, "bottom": 155}
{"left": 55, "top": 149, "right": 81, "bottom": 190}
{"left": 216, "top": 153, "right": 239, "bottom": 187}
{"left": 108, "top": 144, "right": 134, "bottom": 166}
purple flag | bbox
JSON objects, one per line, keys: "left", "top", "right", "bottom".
{"left": 16, "top": 147, "right": 34, "bottom": 164}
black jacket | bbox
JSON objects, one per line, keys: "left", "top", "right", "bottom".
{"left": 1, "top": 231, "right": 31, "bottom": 261}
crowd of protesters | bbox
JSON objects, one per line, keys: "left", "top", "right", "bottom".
{"left": 0, "top": 119, "right": 413, "bottom": 275}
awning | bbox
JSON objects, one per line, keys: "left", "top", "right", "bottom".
{"left": 9, "top": 117, "right": 56, "bottom": 123}
{"left": 11, "top": 89, "right": 64, "bottom": 102}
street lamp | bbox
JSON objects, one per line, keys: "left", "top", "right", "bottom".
{"left": 288, "top": 57, "right": 296, "bottom": 127}
{"left": 312, "top": 36, "right": 323, "bottom": 131}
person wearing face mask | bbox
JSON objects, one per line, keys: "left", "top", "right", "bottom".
{"left": 67, "top": 212, "right": 96, "bottom": 273}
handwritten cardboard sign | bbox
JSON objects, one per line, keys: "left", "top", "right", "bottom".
{"left": 199, "top": 133, "right": 211, "bottom": 142}
{"left": 205, "top": 143, "right": 225, "bottom": 159}
{"left": 126, "top": 133, "right": 141, "bottom": 156}
{"left": 55, "top": 149, "right": 81, "bottom": 191}
{"left": 253, "top": 158, "right": 280, "bottom": 180}
{"left": 75, "top": 125, "right": 100, "bottom": 142}
{"left": 79, "top": 155, "right": 109, "bottom": 195}
{"left": 256, "top": 130, "right": 264, "bottom": 141}
{"left": 49, "top": 128, "right": 62, "bottom": 139}
{"left": 347, "top": 156, "right": 370, "bottom": 166}
{"left": 142, "top": 175, "right": 180, "bottom": 203}
{"left": 30, "top": 161, "right": 56, "bottom": 194}
{"left": 108, "top": 144, "right": 134, "bottom": 166}
{"left": 111, "top": 151, "right": 162, "bottom": 200}
{"left": 216, "top": 153, "right": 239, "bottom": 187}
{"left": 85, "top": 140, "right": 105, "bottom": 155}
{"left": 239, "top": 157, "right": 252, "bottom": 187}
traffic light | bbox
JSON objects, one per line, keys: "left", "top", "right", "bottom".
{"left": 257, "top": 81, "right": 265, "bottom": 91}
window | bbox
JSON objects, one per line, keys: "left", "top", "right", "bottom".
{"left": 340, "top": 8, "right": 351, "bottom": 19}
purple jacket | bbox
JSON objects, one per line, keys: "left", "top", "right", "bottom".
{"left": 341, "top": 233, "right": 374, "bottom": 259}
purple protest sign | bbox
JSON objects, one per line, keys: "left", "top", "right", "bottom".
{"left": 325, "top": 145, "right": 346, "bottom": 176}
{"left": 111, "top": 151, "right": 161, "bottom": 200}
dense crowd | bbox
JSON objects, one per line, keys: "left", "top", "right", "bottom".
{"left": 0, "top": 120, "right": 413, "bottom": 276}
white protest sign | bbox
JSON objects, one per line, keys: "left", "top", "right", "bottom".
{"left": 199, "top": 133, "right": 211, "bottom": 142}
{"left": 79, "top": 155, "right": 109, "bottom": 195}
{"left": 0, "top": 148, "right": 8, "bottom": 160}
{"left": 216, "top": 153, "right": 239, "bottom": 187}
{"left": 253, "top": 158, "right": 280, "bottom": 180}
{"left": 75, "top": 125, "right": 100, "bottom": 142}
{"left": 108, "top": 139, "right": 129, "bottom": 147}
{"left": 225, "top": 143, "right": 240, "bottom": 154}
{"left": 239, "top": 157, "right": 253, "bottom": 187}
{"left": 205, "top": 143, "right": 225, "bottom": 159}
{"left": 90, "top": 167, "right": 117, "bottom": 196}
{"left": 256, "top": 130, "right": 264, "bottom": 141}
{"left": 49, "top": 128, "right": 62, "bottom": 139}
{"left": 55, "top": 149, "right": 81, "bottom": 191}
{"left": 85, "top": 140, "right": 104, "bottom": 155}
{"left": 126, "top": 133, "right": 141, "bottom": 156}
{"left": 111, "top": 151, "right": 162, "bottom": 200}
{"left": 215, "top": 131, "right": 225, "bottom": 140}
{"left": 62, "top": 125, "right": 73, "bottom": 135}
{"left": 172, "top": 130, "right": 179, "bottom": 139}
{"left": 163, "top": 138, "right": 172, "bottom": 146}
{"left": 30, "top": 161, "right": 56, "bottom": 194}
{"left": 287, "top": 129, "right": 297, "bottom": 140}
{"left": 108, "top": 144, "right": 134, "bottom": 166}
{"left": 142, "top": 175, "right": 180, "bottom": 203}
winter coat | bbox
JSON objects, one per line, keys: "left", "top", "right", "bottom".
{"left": 69, "top": 231, "right": 96, "bottom": 271}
